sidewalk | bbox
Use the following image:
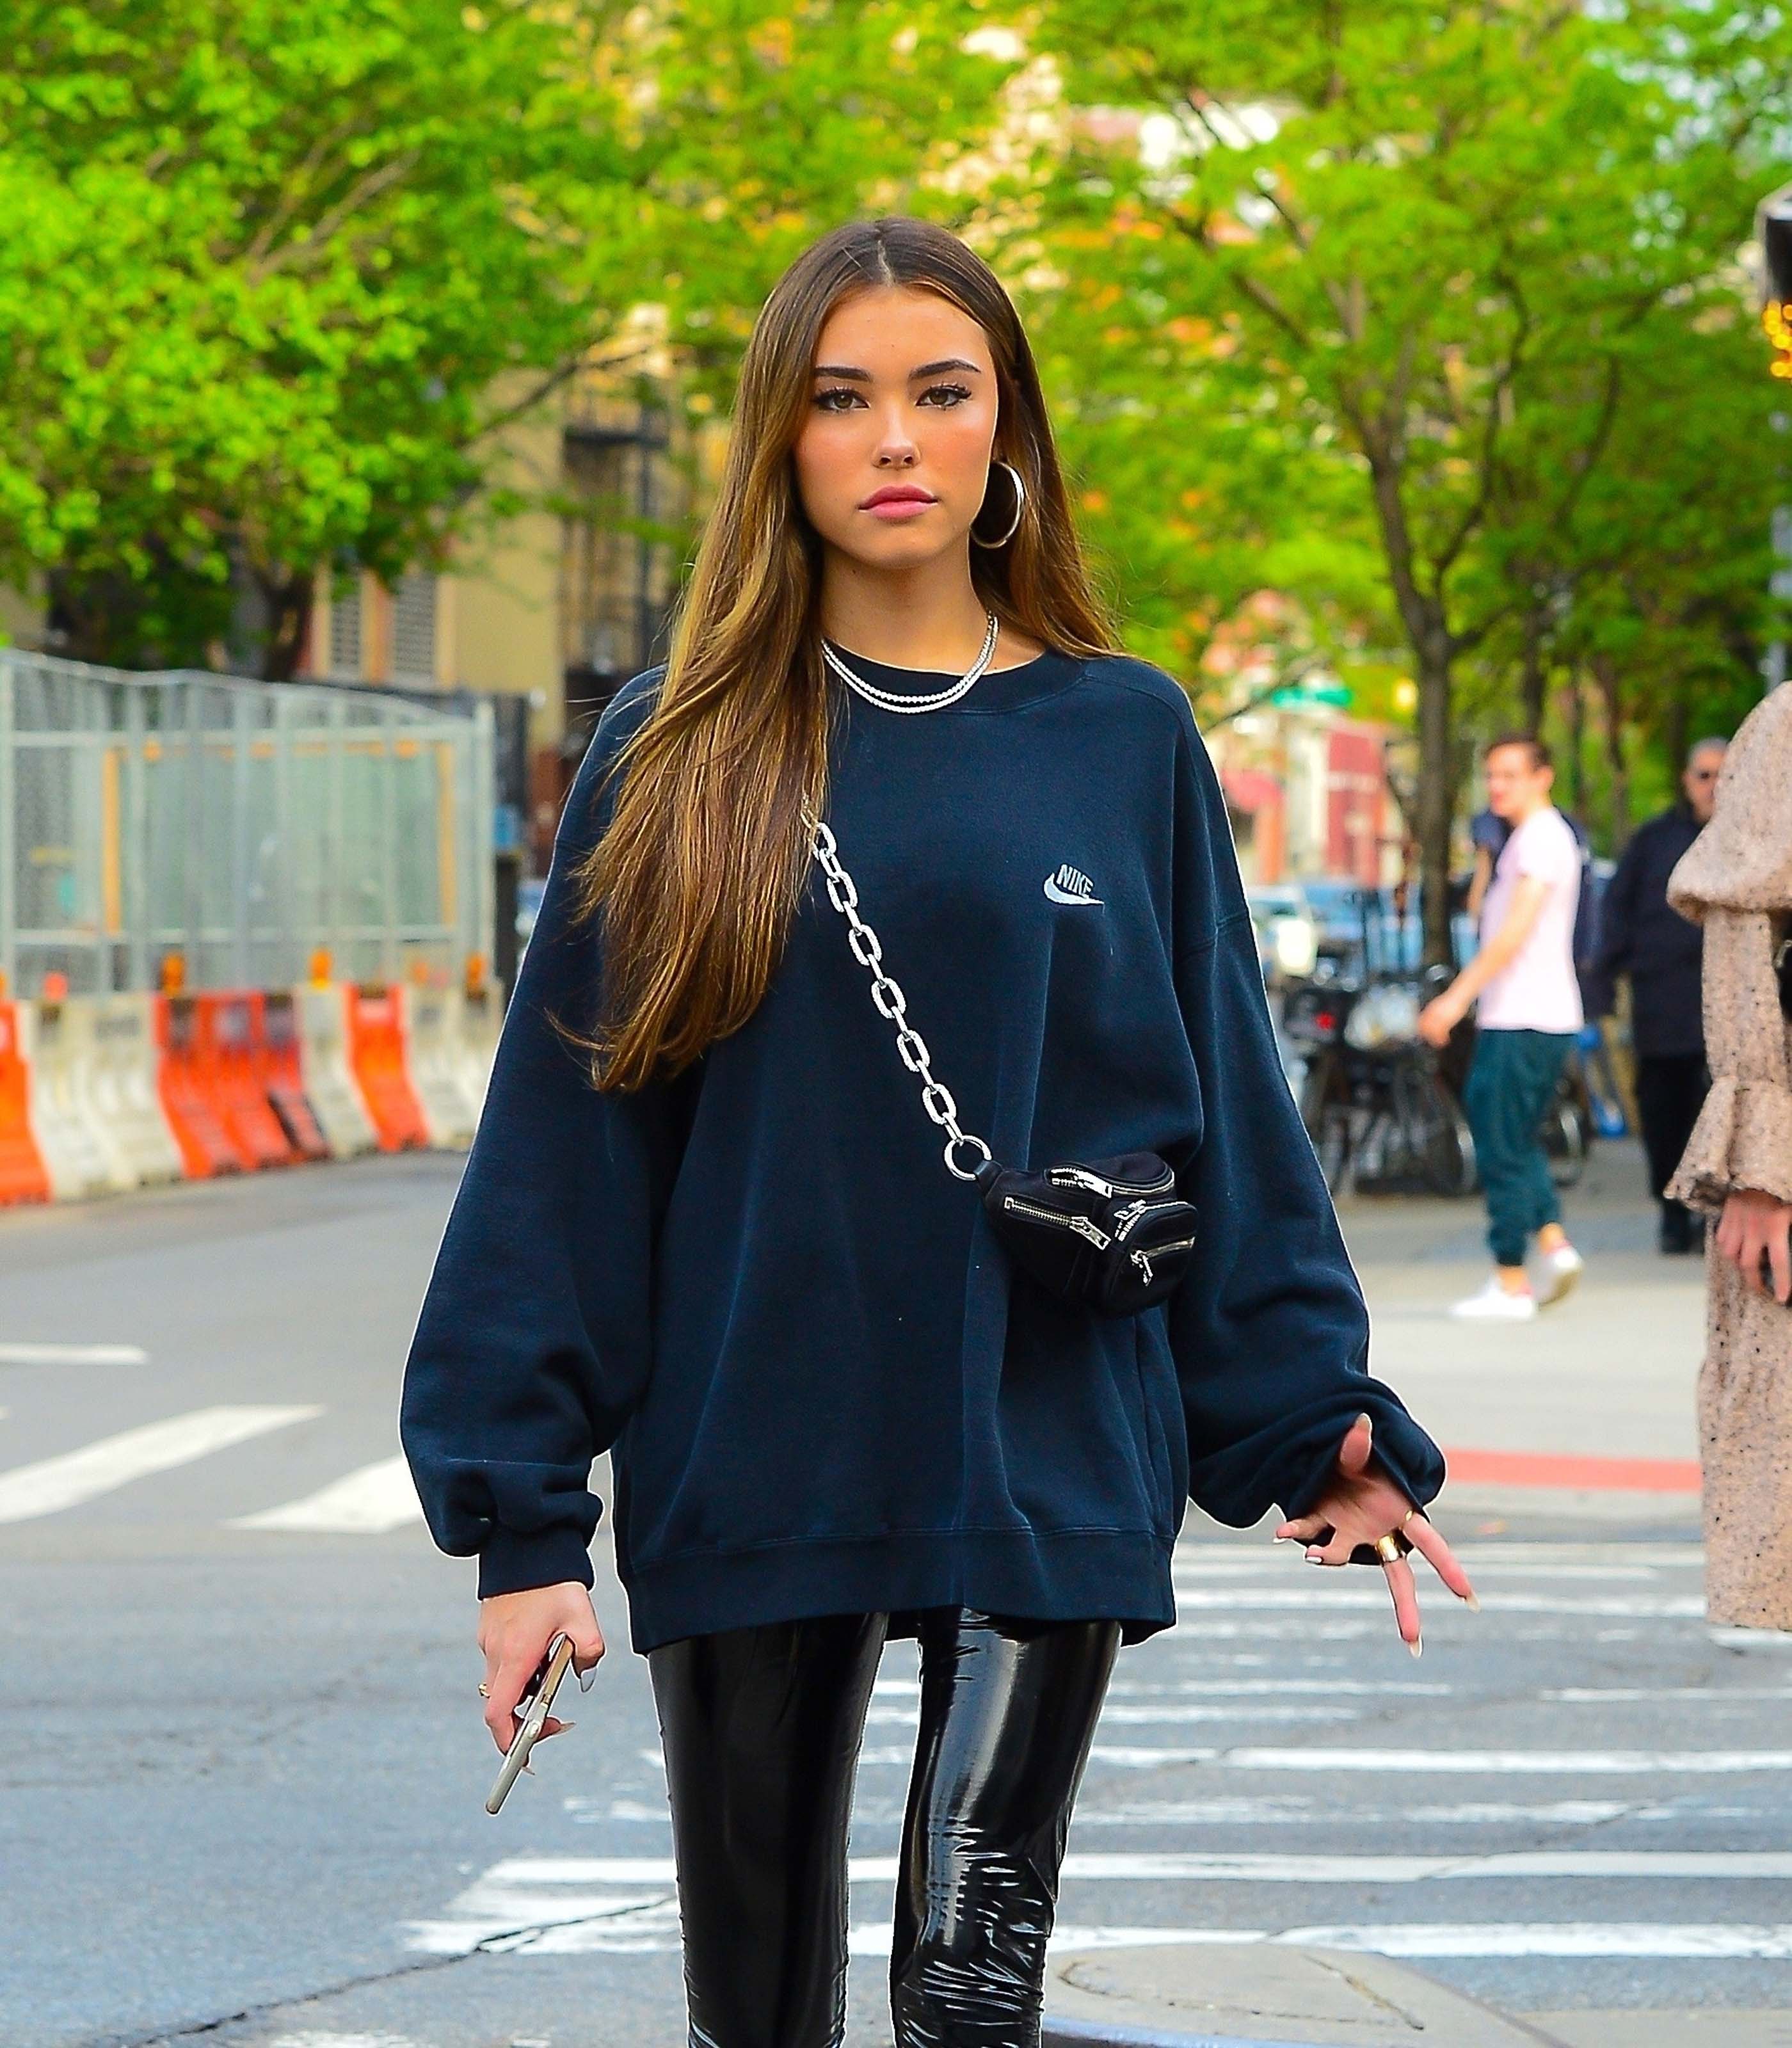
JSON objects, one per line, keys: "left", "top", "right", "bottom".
{"left": 1339, "top": 1135, "right": 1705, "bottom": 1524}
{"left": 1043, "top": 1939, "right": 1562, "bottom": 2045}
{"left": 1043, "top": 1944, "right": 1784, "bottom": 2045}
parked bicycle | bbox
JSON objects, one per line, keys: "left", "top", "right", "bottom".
{"left": 1283, "top": 973, "right": 1476, "bottom": 1199}
{"left": 1284, "top": 961, "right": 1591, "bottom": 1199}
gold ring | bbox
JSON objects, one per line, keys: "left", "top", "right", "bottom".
{"left": 1373, "top": 1533, "right": 1405, "bottom": 1565}
{"left": 1401, "top": 1507, "right": 1416, "bottom": 1528}
{"left": 477, "top": 1683, "right": 491, "bottom": 1699}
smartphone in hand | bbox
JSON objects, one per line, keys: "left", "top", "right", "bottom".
{"left": 486, "top": 1631, "right": 578, "bottom": 1815}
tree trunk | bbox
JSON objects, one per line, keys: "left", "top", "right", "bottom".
{"left": 1590, "top": 653, "right": 1630, "bottom": 850}
{"left": 257, "top": 569, "right": 317, "bottom": 682}
{"left": 1415, "top": 628, "right": 1455, "bottom": 968}
{"left": 1565, "top": 667, "right": 1587, "bottom": 821}
{"left": 1360, "top": 452, "right": 1459, "bottom": 968}
{"left": 1665, "top": 689, "right": 1690, "bottom": 787}
{"left": 1520, "top": 605, "right": 1547, "bottom": 738}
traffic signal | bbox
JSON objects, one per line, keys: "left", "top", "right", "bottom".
{"left": 1763, "top": 186, "right": 1792, "bottom": 381}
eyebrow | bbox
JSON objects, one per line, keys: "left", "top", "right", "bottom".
{"left": 810, "top": 358, "right": 984, "bottom": 381}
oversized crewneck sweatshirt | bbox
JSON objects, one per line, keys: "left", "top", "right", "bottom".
{"left": 399, "top": 645, "right": 1445, "bottom": 1654}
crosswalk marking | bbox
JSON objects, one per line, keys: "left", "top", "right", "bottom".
{"left": 1169, "top": 1585, "right": 1706, "bottom": 1617}
{"left": 465, "top": 1850, "right": 1792, "bottom": 1887}
{"left": 1175, "top": 1556, "right": 1670, "bottom": 1581}
{"left": 228, "top": 1455, "right": 422, "bottom": 1533}
{"left": 865, "top": 1700, "right": 1361, "bottom": 1727}
{"left": 1089, "top": 1747, "right": 1792, "bottom": 1773}
{"left": 0, "top": 1342, "right": 148, "bottom": 1366}
{"left": 399, "top": 1868, "right": 1792, "bottom": 1958}
{"left": 0, "top": 1405, "right": 323, "bottom": 1523}
{"left": 405, "top": 1526, "right": 1792, "bottom": 1986}
{"left": 402, "top": 1891, "right": 1792, "bottom": 1962}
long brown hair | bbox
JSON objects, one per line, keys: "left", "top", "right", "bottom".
{"left": 568, "top": 215, "right": 1123, "bottom": 1091}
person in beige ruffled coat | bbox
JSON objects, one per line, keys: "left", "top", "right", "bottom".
{"left": 1665, "top": 680, "right": 1792, "bottom": 1631}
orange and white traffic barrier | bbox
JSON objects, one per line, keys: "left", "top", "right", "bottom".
{"left": 258, "top": 993, "right": 331, "bottom": 1160}
{"left": 399, "top": 986, "right": 479, "bottom": 1149}
{"left": 0, "top": 1000, "right": 51, "bottom": 1208}
{"left": 19, "top": 1000, "right": 117, "bottom": 1200}
{"left": 63, "top": 994, "right": 185, "bottom": 1191}
{"left": 343, "top": 984, "right": 428, "bottom": 1152}
{"left": 456, "top": 983, "right": 504, "bottom": 1128}
{"left": 154, "top": 994, "right": 244, "bottom": 1178}
{"left": 195, "top": 992, "right": 294, "bottom": 1170}
{"left": 290, "top": 983, "right": 380, "bottom": 1158}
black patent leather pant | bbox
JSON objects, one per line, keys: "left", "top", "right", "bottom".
{"left": 647, "top": 1606, "right": 1121, "bottom": 2048}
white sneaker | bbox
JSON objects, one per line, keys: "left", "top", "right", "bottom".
{"left": 1449, "top": 1276, "right": 1538, "bottom": 1321}
{"left": 1535, "top": 1242, "right": 1584, "bottom": 1307}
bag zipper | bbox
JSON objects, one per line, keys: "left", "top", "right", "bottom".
{"left": 1001, "top": 1197, "right": 1112, "bottom": 1249}
{"left": 1130, "top": 1235, "right": 1199, "bottom": 1285}
{"left": 1113, "top": 1197, "right": 1190, "bottom": 1240}
{"left": 1046, "top": 1164, "right": 1175, "bottom": 1199}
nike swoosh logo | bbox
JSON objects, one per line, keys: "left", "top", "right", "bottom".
{"left": 1044, "top": 878, "right": 1104, "bottom": 905}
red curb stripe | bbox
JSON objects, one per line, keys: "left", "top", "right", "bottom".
{"left": 1444, "top": 1447, "right": 1702, "bottom": 1493}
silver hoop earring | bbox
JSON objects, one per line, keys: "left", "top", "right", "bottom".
{"left": 970, "top": 460, "right": 1026, "bottom": 549}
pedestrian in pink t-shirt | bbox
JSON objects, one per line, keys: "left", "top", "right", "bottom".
{"left": 1419, "top": 735, "right": 1587, "bottom": 1320}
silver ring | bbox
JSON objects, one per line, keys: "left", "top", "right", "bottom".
{"left": 945, "top": 1133, "right": 992, "bottom": 1181}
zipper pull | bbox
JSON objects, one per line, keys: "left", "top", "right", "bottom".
{"left": 1132, "top": 1247, "right": 1155, "bottom": 1285}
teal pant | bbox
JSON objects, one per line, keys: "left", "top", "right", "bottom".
{"left": 1462, "top": 1028, "right": 1572, "bottom": 1268}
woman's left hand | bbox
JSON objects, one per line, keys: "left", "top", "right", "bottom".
{"left": 1274, "top": 1412, "right": 1478, "bottom": 1656}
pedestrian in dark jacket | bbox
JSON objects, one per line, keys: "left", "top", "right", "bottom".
{"left": 1592, "top": 737, "right": 1728, "bottom": 1251}
{"left": 397, "top": 216, "right": 1476, "bottom": 2045}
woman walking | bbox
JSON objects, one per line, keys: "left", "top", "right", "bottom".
{"left": 1665, "top": 681, "right": 1792, "bottom": 1633}
{"left": 399, "top": 216, "right": 1472, "bottom": 2045}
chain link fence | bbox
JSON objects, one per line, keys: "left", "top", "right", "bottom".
{"left": 1, "top": 650, "right": 495, "bottom": 998}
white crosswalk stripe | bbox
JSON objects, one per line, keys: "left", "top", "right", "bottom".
{"left": 228, "top": 1454, "right": 422, "bottom": 1533}
{"left": 0, "top": 1341, "right": 148, "bottom": 1366}
{"left": 0, "top": 1404, "right": 322, "bottom": 1522}
{"left": 401, "top": 1539, "right": 1792, "bottom": 1969}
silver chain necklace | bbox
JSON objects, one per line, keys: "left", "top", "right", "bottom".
{"left": 821, "top": 609, "right": 1000, "bottom": 714}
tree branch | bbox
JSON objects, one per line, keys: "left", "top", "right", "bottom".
{"left": 246, "top": 151, "right": 420, "bottom": 280}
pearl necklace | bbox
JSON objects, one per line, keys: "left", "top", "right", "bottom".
{"left": 821, "top": 611, "right": 1000, "bottom": 714}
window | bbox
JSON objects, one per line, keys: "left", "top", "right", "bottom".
{"left": 328, "top": 577, "right": 363, "bottom": 678}
{"left": 390, "top": 571, "right": 438, "bottom": 682}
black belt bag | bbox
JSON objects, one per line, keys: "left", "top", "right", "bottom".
{"left": 806, "top": 810, "right": 1199, "bottom": 1318}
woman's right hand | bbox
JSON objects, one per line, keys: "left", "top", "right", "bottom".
{"left": 1716, "top": 1188, "right": 1792, "bottom": 1304}
{"left": 476, "top": 1582, "right": 606, "bottom": 1756}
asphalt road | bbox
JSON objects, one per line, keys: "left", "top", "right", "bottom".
{"left": 1, "top": 1151, "right": 1786, "bottom": 2048}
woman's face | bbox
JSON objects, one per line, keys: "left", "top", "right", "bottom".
{"left": 792, "top": 284, "right": 1001, "bottom": 567}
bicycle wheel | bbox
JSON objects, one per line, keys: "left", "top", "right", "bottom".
{"left": 1388, "top": 1058, "right": 1474, "bottom": 1197}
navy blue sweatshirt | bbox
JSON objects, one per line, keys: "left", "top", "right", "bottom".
{"left": 399, "top": 646, "right": 1445, "bottom": 1654}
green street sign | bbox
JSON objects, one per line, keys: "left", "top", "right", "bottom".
{"left": 1269, "top": 680, "right": 1352, "bottom": 708}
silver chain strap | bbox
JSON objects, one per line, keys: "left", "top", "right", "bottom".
{"left": 803, "top": 806, "right": 993, "bottom": 1183}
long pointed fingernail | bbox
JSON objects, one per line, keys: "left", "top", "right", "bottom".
{"left": 1463, "top": 1591, "right": 1482, "bottom": 1612}
{"left": 1409, "top": 1636, "right": 1424, "bottom": 1659}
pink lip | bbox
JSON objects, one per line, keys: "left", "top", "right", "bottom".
{"left": 861, "top": 488, "right": 936, "bottom": 511}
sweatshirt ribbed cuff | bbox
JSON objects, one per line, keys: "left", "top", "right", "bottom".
{"left": 476, "top": 1521, "right": 597, "bottom": 1601}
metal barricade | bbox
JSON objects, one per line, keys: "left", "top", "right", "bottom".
{"left": 1, "top": 651, "right": 495, "bottom": 1000}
